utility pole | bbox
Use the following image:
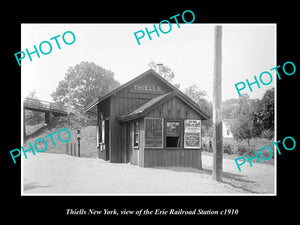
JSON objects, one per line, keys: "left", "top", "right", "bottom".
{"left": 212, "top": 26, "right": 223, "bottom": 181}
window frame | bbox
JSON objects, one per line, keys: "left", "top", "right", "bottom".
{"left": 133, "top": 120, "right": 139, "bottom": 149}
{"left": 165, "top": 119, "right": 183, "bottom": 149}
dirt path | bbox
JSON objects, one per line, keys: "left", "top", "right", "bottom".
{"left": 22, "top": 152, "right": 274, "bottom": 195}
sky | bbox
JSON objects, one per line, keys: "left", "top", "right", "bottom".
{"left": 21, "top": 23, "right": 276, "bottom": 102}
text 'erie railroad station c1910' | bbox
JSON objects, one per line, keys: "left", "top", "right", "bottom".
{"left": 85, "top": 69, "right": 209, "bottom": 169}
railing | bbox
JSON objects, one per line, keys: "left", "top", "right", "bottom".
{"left": 23, "top": 98, "right": 73, "bottom": 114}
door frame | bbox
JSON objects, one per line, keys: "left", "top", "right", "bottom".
{"left": 104, "top": 118, "right": 110, "bottom": 161}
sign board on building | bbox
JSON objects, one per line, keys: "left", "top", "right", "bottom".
{"left": 184, "top": 119, "right": 201, "bottom": 149}
{"left": 130, "top": 83, "right": 163, "bottom": 94}
{"left": 101, "top": 120, "right": 105, "bottom": 144}
{"left": 145, "top": 118, "right": 163, "bottom": 148}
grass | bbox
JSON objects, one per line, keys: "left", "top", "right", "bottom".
{"left": 24, "top": 115, "right": 98, "bottom": 158}
{"left": 26, "top": 123, "right": 46, "bottom": 136}
{"left": 202, "top": 136, "right": 275, "bottom": 164}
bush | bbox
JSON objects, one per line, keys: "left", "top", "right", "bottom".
{"left": 223, "top": 143, "right": 233, "bottom": 155}
{"left": 261, "top": 129, "right": 274, "bottom": 140}
{"left": 237, "top": 146, "right": 248, "bottom": 155}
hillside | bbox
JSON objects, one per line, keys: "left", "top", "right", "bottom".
{"left": 24, "top": 114, "right": 98, "bottom": 158}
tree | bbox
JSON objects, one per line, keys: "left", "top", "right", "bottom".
{"left": 25, "top": 90, "right": 44, "bottom": 125}
{"left": 251, "top": 88, "right": 274, "bottom": 139}
{"left": 51, "top": 61, "right": 120, "bottom": 111}
{"left": 259, "top": 88, "right": 274, "bottom": 131}
{"left": 221, "top": 98, "right": 239, "bottom": 119}
{"left": 184, "top": 84, "right": 212, "bottom": 136}
{"left": 184, "top": 85, "right": 212, "bottom": 116}
{"left": 231, "top": 94, "right": 262, "bottom": 151}
{"left": 148, "top": 60, "right": 180, "bottom": 89}
{"left": 149, "top": 60, "right": 174, "bottom": 81}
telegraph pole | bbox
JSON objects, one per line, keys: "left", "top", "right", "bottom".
{"left": 212, "top": 26, "right": 223, "bottom": 181}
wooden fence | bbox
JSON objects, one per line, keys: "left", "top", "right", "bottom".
{"left": 66, "top": 142, "right": 80, "bottom": 157}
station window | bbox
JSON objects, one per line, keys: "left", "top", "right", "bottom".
{"left": 166, "top": 121, "right": 181, "bottom": 148}
{"left": 133, "top": 121, "right": 139, "bottom": 148}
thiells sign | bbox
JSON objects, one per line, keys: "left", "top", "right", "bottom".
{"left": 130, "top": 83, "right": 163, "bottom": 94}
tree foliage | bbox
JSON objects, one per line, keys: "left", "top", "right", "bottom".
{"left": 25, "top": 90, "right": 44, "bottom": 125}
{"left": 231, "top": 89, "right": 275, "bottom": 149}
{"left": 184, "top": 84, "right": 212, "bottom": 136}
{"left": 184, "top": 85, "right": 212, "bottom": 116}
{"left": 222, "top": 98, "right": 239, "bottom": 119}
{"left": 257, "top": 88, "right": 274, "bottom": 131}
{"left": 231, "top": 94, "right": 260, "bottom": 150}
{"left": 149, "top": 60, "right": 174, "bottom": 81}
{"left": 51, "top": 61, "right": 120, "bottom": 111}
{"left": 222, "top": 87, "right": 274, "bottom": 135}
{"left": 148, "top": 60, "right": 180, "bottom": 89}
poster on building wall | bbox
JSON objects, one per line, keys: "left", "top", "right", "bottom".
{"left": 101, "top": 120, "right": 105, "bottom": 144}
{"left": 145, "top": 118, "right": 163, "bottom": 148}
{"left": 96, "top": 125, "right": 99, "bottom": 147}
{"left": 184, "top": 120, "right": 201, "bottom": 149}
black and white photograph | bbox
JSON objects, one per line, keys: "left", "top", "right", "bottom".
{"left": 20, "top": 23, "right": 276, "bottom": 195}
{"left": 4, "top": 5, "right": 298, "bottom": 222}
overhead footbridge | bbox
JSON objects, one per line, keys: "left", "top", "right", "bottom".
{"left": 23, "top": 98, "right": 75, "bottom": 121}
{"left": 23, "top": 98, "right": 77, "bottom": 137}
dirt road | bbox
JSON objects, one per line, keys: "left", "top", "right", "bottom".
{"left": 22, "top": 152, "right": 275, "bottom": 195}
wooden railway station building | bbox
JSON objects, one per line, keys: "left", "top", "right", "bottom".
{"left": 85, "top": 69, "right": 209, "bottom": 169}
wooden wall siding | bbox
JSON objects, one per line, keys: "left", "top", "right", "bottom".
{"left": 146, "top": 96, "right": 202, "bottom": 120}
{"left": 138, "top": 118, "right": 144, "bottom": 167}
{"left": 97, "top": 98, "right": 110, "bottom": 118}
{"left": 144, "top": 149, "right": 202, "bottom": 169}
{"left": 121, "top": 123, "right": 127, "bottom": 163}
{"left": 115, "top": 73, "right": 173, "bottom": 103}
{"left": 109, "top": 73, "right": 174, "bottom": 163}
{"left": 128, "top": 119, "right": 145, "bottom": 166}
{"left": 98, "top": 145, "right": 106, "bottom": 160}
{"left": 97, "top": 98, "right": 110, "bottom": 161}
{"left": 130, "top": 122, "right": 138, "bottom": 166}
{"left": 111, "top": 72, "right": 174, "bottom": 118}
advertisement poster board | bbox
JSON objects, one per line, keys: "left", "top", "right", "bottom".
{"left": 145, "top": 118, "right": 163, "bottom": 148}
{"left": 184, "top": 119, "right": 201, "bottom": 149}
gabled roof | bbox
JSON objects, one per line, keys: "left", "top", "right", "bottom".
{"left": 118, "top": 91, "right": 209, "bottom": 122}
{"left": 85, "top": 69, "right": 177, "bottom": 112}
{"left": 85, "top": 69, "right": 210, "bottom": 121}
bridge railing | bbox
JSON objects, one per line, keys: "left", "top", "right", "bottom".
{"left": 50, "top": 102, "right": 68, "bottom": 113}
{"left": 24, "top": 98, "right": 50, "bottom": 109}
{"left": 23, "top": 98, "right": 71, "bottom": 114}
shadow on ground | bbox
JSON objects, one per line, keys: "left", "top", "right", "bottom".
{"left": 24, "top": 126, "right": 48, "bottom": 142}
{"left": 23, "top": 182, "right": 52, "bottom": 192}
{"left": 155, "top": 167, "right": 261, "bottom": 194}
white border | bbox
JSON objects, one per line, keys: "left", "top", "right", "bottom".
{"left": 21, "top": 23, "right": 277, "bottom": 196}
